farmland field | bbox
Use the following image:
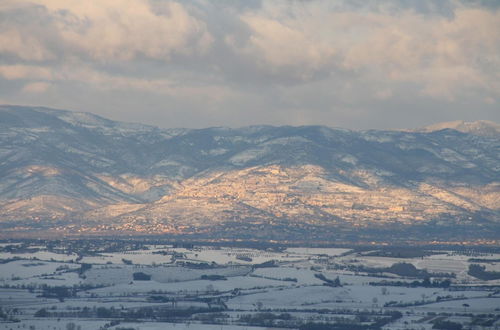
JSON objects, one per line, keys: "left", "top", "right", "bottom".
{"left": 0, "top": 240, "right": 499, "bottom": 329}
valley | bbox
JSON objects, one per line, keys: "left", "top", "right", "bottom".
{"left": 0, "top": 240, "right": 499, "bottom": 329}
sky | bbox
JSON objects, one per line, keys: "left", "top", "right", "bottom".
{"left": 0, "top": 0, "right": 499, "bottom": 129}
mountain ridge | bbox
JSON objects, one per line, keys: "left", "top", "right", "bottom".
{"left": 414, "top": 120, "right": 500, "bottom": 138}
{"left": 6, "top": 104, "right": 498, "bottom": 135}
{"left": 1, "top": 105, "right": 499, "bottom": 241}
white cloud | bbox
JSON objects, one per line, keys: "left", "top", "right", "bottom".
{"left": 337, "top": 7, "right": 500, "bottom": 99}
{"left": 0, "top": 65, "right": 54, "bottom": 80}
{"left": 0, "top": 29, "right": 54, "bottom": 61}
{"left": 234, "top": 3, "right": 498, "bottom": 97}
{"left": 227, "top": 13, "right": 336, "bottom": 81}
{"left": 1, "top": 0, "right": 213, "bottom": 62}
{"left": 22, "top": 81, "right": 51, "bottom": 93}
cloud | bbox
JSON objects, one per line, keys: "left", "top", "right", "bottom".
{"left": 22, "top": 81, "right": 51, "bottom": 93}
{"left": 0, "top": 65, "right": 53, "bottom": 80}
{"left": 0, "top": 0, "right": 498, "bottom": 129}
{"left": 0, "top": 29, "right": 54, "bottom": 61}
{"left": 227, "top": 13, "right": 336, "bottom": 81}
{"left": 337, "top": 7, "right": 500, "bottom": 99}
{"left": 226, "top": 2, "right": 500, "bottom": 98}
{"left": 0, "top": 0, "right": 212, "bottom": 62}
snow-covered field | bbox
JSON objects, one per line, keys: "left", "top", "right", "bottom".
{"left": 0, "top": 319, "right": 109, "bottom": 330}
{"left": 79, "top": 251, "right": 172, "bottom": 265}
{"left": 284, "top": 247, "right": 351, "bottom": 256}
{"left": 164, "top": 246, "right": 307, "bottom": 264}
{"left": 88, "top": 275, "right": 284, "bottom": 296}
{"left": 0, "top": 243, "right": 498, "bottom": 329}
{"left": 0, "top": 251, "right": 77, "bottom": 262}
{"left": 83, "top": 264, "right": 251, "bottom": 286}
{"left": 0, "top": 260, "right": 79, "bottom": 280}
{"left": 413, "top": 297, "right": 500, "bottom": 313}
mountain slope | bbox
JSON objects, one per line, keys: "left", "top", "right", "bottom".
{"left": 1, "top": 105, "right": 498, "bottom": 241}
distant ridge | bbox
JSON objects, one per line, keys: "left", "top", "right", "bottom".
{"left": 414, "top": 120, "right": 500, "bottom": 138}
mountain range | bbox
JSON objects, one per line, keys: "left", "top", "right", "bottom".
{"left": 1, "top": 105, "right": 499, "bottom": 242}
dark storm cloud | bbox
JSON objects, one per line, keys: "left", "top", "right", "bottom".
{"left": 0, "top": 0, "right": 498, "bottom": 129}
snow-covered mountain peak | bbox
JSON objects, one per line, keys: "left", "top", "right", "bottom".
{"left": 417, "top": 120, "right": 500, "bottom": 137}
